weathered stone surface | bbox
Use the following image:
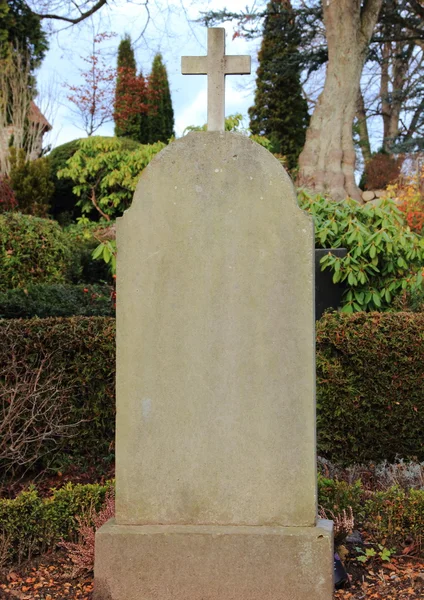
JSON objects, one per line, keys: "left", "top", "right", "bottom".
{"left": 375, "top": 189, "right": 387, "bottom": 198}
{"left": 94, "top": 520, "right": 334, "bottom": 600}
{"left": 362, "top": 190, "right": 375, "bottom": 201}
{"left": 115, "top": 131, "right": 317, "bottom": 527}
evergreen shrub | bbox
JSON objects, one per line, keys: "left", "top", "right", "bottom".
{"left": 2, "top": 478, "right": 424, "bottom": 565}
{"left": 0, "top": 313, "right": 423, "bottom": 477}
{"left": 299, "top": 192, "right": 424, "bottom": 312}
{"left": 0, "top": 317, "right": 116, "bottom": 480}
{"left": 316, "top": 312, "right": 424, "bottom": 465}
{"left": 0, "top": 284, "right": 114, "bottom": 319}
{"left": 0, "top": 213, "right": 73, "bottom": 291}
{"left": 0, "top": 482, "right": 111, "bottom": 564}
{"left": 47, "top": 137, "right": 142, "bottom": 223}
{"left": 8, "top": 148, "right": 54, "bottom": 217}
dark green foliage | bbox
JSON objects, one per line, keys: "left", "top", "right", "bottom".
{"left": 0, "top": 284, "right": 114, "bottom": 318}
{"left": 1, "top": 312, "right": 423, "bottom": 484}
{"left": 65, "top": 222, "right": 113, "bottom": 284}
{"left": 0, "top": 0, "right": 48, "bottom": 69}
{"left": 316, "top": 312, "right": 424, "bottom": 465}
{"left": 147, "top": 53, "right": 174, "bottom": 144}
{"left": 0, "top": 482, "right": 111, "bottom": 563}
{"left": 248, "top": 0, "right": 309, "bottom": 169}
{"left": 0, "top": 317, "right": 116, "bottom": 481}
{"left": 8, "top": 147, "right": 54, "bottom": 216}
{"left": 0, "top": 212, "right": 73, "bottom": 291}
{"left": 46, "top": 139, "right": 82, "bottom": 221}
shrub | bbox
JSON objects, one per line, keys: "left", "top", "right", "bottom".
{"left": 316, "top": 312, "right": 424, "bottom": 465}
{"left": 46, "top": 139, "right": 81, "bottom": 222}
{"left": 65, "top": 220, "right": 114, "bottom": 284}
{"left": 0, "top": 284, "right": 114, "bottom": 318}
{"left": 299, "top": 192, "right": 424, "bottom": 312}
{"left": 8, "top": 148, "right": 54, "bottom": 217}
{"left": 362, "top": 152, "right": 403, "bottom": 190}
{"left": 57, "top": 136, "right": 165, "bottom": 220}
{"left": 0, "top": 213, "right": 73, "bottom": 291}
{"left": 0, "top": 176, "right": 17, "bottom": 213}
{"left": 2, "top": 478, "right": 424, "bottom": 567}
{"left": 0, "top": 317, "right": 116, "bottom": 483}
{"left": 0, "top": 482, "right": 111, "bottom": 564}
{"left": 60, "top": 488, "right": 115, "bottom": 575}
{"left": 47, "top": 137, "right": 142, "bottom": 223}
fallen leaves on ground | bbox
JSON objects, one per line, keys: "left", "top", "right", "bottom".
{"left": 1, "top": 551, "right": 424, "bottom": 599}
{"left": 335, "top": 556, "right": 424, "bottom": 599}
{"left": 0, "top": 553, "right": 93, "bottom": 600}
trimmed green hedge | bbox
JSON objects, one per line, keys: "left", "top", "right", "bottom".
{"left": 2, "top": 478, "right": 424, "bottom": 564}
{"left": 0, "top": 213, "right": 73, "bottom": 291}
{"left": 0, "top": 312, "right": 423, "bottom": 479}
{"left": 0, "top": 284, "right": 114, "bottom": 319}
{"left": 316, "top": 312, "right": 424, "bottom": 464}
{"left": 0, "top": 482, "right": 111, "bottom": 563}
{"left": 0, "top": 317, "right": 115, "bottom": 480}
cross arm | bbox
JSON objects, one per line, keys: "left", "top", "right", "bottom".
{"left": 181, "top": 56, "right": 208, "bottom": 75}
{"left": 225, "top": 56, "right": 251, "bottom": 75}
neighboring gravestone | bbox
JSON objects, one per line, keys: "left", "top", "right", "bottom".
{"left": 94, "top": 27, "right": 333, "bottom": 600}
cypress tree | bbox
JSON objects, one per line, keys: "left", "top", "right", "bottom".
{"left": 147, "top": 53, "right": 174, "bottom": 144}
{"left": 248, "top": 0, "right": 309, "bottom": 170}
{"left": 114, "top": 34, "right": 141, "bottom": 140}
{"left": 138, "top": 69, "right": 150, "bottom": 145}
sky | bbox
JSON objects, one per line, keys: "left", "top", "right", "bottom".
{"left": 36, "top": 0, "right": 262, "bottom": 149}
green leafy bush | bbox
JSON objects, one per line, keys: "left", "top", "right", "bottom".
{"left": 0, "top": 213, "right": 73, "bottom": 291}
{"left": 299, "top": 192, "right": 424, "bottom": 311}
{"left": 2, "top": 478, "right": 424, "bottom": 566}
{"left": 8, "top": 148, "right": 54, "bottom": 217}
{"left": 65, "top": 220, "right": 114, "bottom": 284}
{"left": 317, "top": 311, "right": 424, "bottom": 464}
{"left": 0, "top": 284, "right": 114, "bottom": 318}
{"left": 0, "top": 482, "right": 111, "bottom": 564}
{"left": 57, "top": 136, "right": 165, "bottom": 220}
{"left": 47, "top": 137, "right": 142, "bottom": 223}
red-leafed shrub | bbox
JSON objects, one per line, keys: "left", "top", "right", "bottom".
{"left": 363, "top": 152, "right": 403, "bottom": 190}
{"left": 60, "top": 488, "right": 115, "bottom": 575}
{"left": 0, "top": 176, "right": 17, "bottom": 212}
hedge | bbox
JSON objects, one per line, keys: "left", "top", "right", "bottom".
{"left": 2, "top": 478, "right": 424, "bottom": 565}
{"left": 0, "top": 312, "right": 423, "bottom": 479}
{"left": 316, "top": 312, "right": 424, "bottom": 464}
{"left": 0, "top": 213, "right": 73, "bottom": 291}
{"left": 0, "top": 284, "right": 114, "bottom": 319}
{"left": 0, "top": 482, "right": 111, "bottom": 564}
{"left": 0, "top": 317, "right": 115, "bottom": 482}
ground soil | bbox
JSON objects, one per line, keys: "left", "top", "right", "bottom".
{"left": 1, "top": 552, "right": 423, "bottom": 600}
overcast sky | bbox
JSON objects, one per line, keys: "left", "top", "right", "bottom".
{"left": 36, "top": 0, "right": 262, "bottom": 149}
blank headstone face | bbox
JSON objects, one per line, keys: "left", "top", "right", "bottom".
{"left": 115, "top": 132, "right": 316, "bottom": 528}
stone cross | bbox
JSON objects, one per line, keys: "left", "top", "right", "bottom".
{"left": 181, "top": 28, "right": 251, "bottom": 131}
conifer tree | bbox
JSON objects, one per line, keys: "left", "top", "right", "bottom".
{"left": 137, "top": 69, "right": 150, "bottom": 144}
{"left": 114, "top": 34, "right": 146, "bottom": 141}
{"left": 248, "top": 0, "right": 309, "bottom": 170}
{"left": 147, "top": 53, "right": 174, "bottom": 144}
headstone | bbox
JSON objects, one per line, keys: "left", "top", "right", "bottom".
{"left": 94, "top": 27, "right": 333, "bottom": 600}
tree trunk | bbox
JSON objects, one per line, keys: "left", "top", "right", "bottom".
{"left": 297, "top": 0, "right": 383, "bottom": 201}
{"left": 356, "top": 88, "right": 371, "bottom": 164}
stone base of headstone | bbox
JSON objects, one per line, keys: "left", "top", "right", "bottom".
{"left": 94, "top": 519, "right": 334, "bottom": 600}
